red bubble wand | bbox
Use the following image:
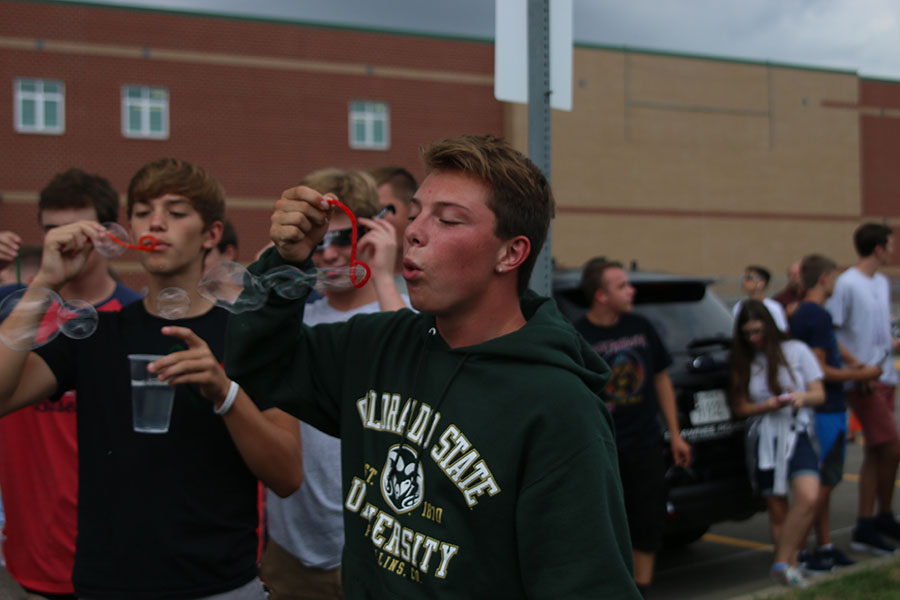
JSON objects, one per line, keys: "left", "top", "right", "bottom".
{"left": 105, "top": 231, "right": 159, "bottom": 252}
{"left": 327, "top": 197, "right": 371, "bottom": 288}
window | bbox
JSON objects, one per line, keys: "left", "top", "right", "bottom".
{"left": 14, "top": 78, "right": 65, "bottom": 134}
{"left": 348, "top": 101, "right": 389, "bottom": 150}
{"left": 122, "top": 85, "right": 169, "bottom": 139}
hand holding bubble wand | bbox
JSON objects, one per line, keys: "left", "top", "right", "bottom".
{"left": 199, "top": 196, "right": 374, "bottom": 313}
{"left": 0, "top": 222, "right": 113, "bottom": 350}
{"left": 1, "top": 222, "right": 186, "bottom": 351}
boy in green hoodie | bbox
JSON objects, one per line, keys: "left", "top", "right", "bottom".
{"left": 226, "top": 134, "right": 639, "bottom": 598}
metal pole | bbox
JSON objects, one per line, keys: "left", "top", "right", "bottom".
{"left": 527, "top": 0, "right": 553, "bottom": 297}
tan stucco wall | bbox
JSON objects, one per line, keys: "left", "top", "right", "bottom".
{"left": 507, "top": 47, "right": 879, "bottom": 284}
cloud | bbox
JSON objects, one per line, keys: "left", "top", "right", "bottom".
{"left": 576, "top": 0, "right": 900, "bottom": 79}
{"left": 55, "top": 0, "right": 900, "bottom": 80}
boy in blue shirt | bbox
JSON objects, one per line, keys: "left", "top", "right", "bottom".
{"left": 790, "top": 254, "right": 882, "bottom": 571}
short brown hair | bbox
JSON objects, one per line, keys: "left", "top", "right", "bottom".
{"left": 301, "top": 168, "right": 380, "bottom": 218}
{"left": 421, "top": 134, "right": 555, "bottom": 296}
{"left": 217, "top": 219, "right": 239, "bottom": 256}
{"left": 39, "top": 168, "right": 119, "bottom": 225}
{"left": 580, "top": 258, "right": 624, "bottom": 304}
{"left": 127, "top": 158, "right": 224, "bottom": 229}
{"left": 369, "top": 166, "right": 417, "bottom": 205}
{"left": 800, "top": 254, "right": 836, "bottom": 290}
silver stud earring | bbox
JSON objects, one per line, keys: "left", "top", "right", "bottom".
{"left": 497, "top": 266, "right": 504, "bottom": 273}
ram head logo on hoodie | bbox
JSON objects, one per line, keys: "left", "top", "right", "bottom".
{"left": 381, "top": 444, "right": 424, "bottom": 514}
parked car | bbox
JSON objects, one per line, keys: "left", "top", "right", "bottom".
{"left": 552, "top": 267, "right": 764, "bottom": 547}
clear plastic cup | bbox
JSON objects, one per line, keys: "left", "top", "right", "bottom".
{"left": 128, "top": 354, "right": 174, "bottom": 434}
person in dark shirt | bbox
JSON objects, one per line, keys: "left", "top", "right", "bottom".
{"left": 574, "top": 258, "right": 691, "bottom": 597}
{"left": 0, "top": 169, "right": 142, "bottom": 599}
{"left": 791, "top": 254, "right": 881, "bottom": 571}
{"left": 0, "top": 159, "right": 302, "bottom": 599}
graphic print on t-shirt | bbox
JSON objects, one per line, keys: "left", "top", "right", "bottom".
{"left": 604, "top": 348, "right": 647, "bottom": 406}
{"left": 592, "top": 334, "right": 650, "bottom": 410}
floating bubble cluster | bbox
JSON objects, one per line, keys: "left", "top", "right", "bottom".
{"left": 0, "top": 288, "right": 99, "bottom": 351}
{"left": 0, "top": 284, "right": 196, "bottom": 350}
{"left": 198, "top": 261, "right": 369, "bottom": 314}
{"left": 1, "top": 196, "right": 374, "bottom": 347}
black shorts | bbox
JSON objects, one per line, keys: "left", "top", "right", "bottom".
{"left": 618, "top": 444, "right": 665, "bottom": 553}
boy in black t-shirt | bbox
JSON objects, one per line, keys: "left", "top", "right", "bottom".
{"left": 574, "top": 259, "right": 691, "bottom": 598}
{"left": 0, "top": 159, "right": 302, "bottom": 599}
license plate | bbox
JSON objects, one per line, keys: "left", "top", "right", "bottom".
{"left": 690, "top": 389, "right": 730, "bottom": 425}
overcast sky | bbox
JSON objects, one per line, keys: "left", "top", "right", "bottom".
{"left": 66, "top": 0, "right": 900, "bottom": 81}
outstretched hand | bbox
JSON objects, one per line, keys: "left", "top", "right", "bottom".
{"left": 150, "top": 326, "right": 230, "bottom": 406}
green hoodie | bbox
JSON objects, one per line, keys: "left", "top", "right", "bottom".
{"left": 226, "top": 249, "right": 638, "bottom": 599}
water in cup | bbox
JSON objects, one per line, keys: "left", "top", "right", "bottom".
{"left": 131, "top": 380, "right": 174, "bottom": 433}
{"left": 128, "top": 354, "right": 174, "bottom": 434}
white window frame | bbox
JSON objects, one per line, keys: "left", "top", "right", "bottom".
{"left": 14, "top": 78, "right": 65, "bottom": 134}
{"left": 348, "top": 100, "right": 390, "bottom": 150}
{"left": 121, "top": 85, "right": 169, "bottom": 139}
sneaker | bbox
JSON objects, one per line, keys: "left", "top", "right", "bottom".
{"left": 874, "top": 512, "right": 900, "bottom": 543}
{"left": 851, "top": 521, "right": 898, "bottom": 556}
{"left": 771, "top": 563, "right": 810, "bottom": 589}
{"left": 816, "top": 544, "right": 855, "bottom": 568}
{"left": 799, "top": 549, "right": 834, "bottom": 575}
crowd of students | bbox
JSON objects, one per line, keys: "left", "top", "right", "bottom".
{"left": 0, "top": 133, "right": 898, "bottom": 599}
{"left": 0, "top": 135, "right": 641, "bottom": 599}
{"left": 729, "top": 225, "right": 900, "bottom": 589}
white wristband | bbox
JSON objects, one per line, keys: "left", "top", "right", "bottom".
{"left": 215, "top": 381, "right": 239, "bottom": 416}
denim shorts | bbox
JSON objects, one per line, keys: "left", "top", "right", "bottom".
{"left": 757, "top": 432, "right": 819, "bottom": 496}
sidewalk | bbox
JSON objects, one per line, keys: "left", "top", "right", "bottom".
{"left": 727, "top": 554, "right": 900, "bottom": 599}
{"left": 0, "top": 565, "right": 25, "bottom": 600}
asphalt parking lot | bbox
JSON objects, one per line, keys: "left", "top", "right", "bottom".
{"left": 0, "top": 564, "right": 24, "bottom": 599}
{"left": 653, "top": 420, "right": 900, "bottom": 599}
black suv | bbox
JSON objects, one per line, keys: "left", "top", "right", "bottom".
{"left": 553, "top": 267, "right": 763, "bottom": 546}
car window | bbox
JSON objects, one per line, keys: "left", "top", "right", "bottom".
{"left": 633, "top": 289, "right": 733, "bottom": 359}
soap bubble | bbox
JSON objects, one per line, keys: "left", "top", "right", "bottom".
{"left": 0, "top": 288, "right": 100, "bottom": 351}
{"left": 0, "top": 288, "right": 61, "bottom": 350}
{"left": 198, "top": 261, "right": 267, "bottom": 314}
{"left": 157, "top": 287, "right": 191, "bottom": 320}
{"left": 259, "top": 265, "right": 317, "bottom": 299}
{"left": 95, "top": 222, "right": 130, "bottom": 258}
{"left": 197, "top": 260, "right": 370, "bottom": 314}
{"left": 56, "top": 299, "right": 99, "bottom": 340}
{"left": 311, "top": 265, "right": 370, "bottom": 293}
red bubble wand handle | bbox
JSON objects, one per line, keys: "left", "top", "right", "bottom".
{"left": 326, "top": 197, "right": 371, "bottom": 288}
{"left": 105, "top": 231, "right": 159, "bottom": 252}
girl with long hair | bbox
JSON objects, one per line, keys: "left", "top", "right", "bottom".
{"left": 730, "top": 300, "right": 825, "bottom": 588}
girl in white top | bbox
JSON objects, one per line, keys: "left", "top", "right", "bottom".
{"left": 730, "top": 300, "right": 825, "bottom": 588}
